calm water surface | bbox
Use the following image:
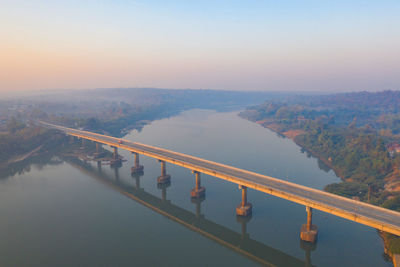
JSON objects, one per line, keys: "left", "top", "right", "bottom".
{"left": 0, "top": 109, "right": 391, "bottom": 266}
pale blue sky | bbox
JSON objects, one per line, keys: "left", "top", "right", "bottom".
{"left": 0, "top": 0, "right": 399, "bottom": 92}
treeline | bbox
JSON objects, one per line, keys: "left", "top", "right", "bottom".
{"left": 81, "top": 103, "right": 182, "bottom": 137}
{"left": 240, "top": 91, "right": 400, "bottom": 208}
{"left": 240, "top": 90, "right": 400, "bottom": 255}
{"left": 0, "top": 120, "right": 65, "bottom": 164}
{"left": 243, "top": 91, "right": 400, "bottom": 136}
{"left": 296, "top": 124, "right": 393, "bottom": 204}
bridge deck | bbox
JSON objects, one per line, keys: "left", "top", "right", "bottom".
{"left": 41, "top": 122, "right": 400, "bottom": 236}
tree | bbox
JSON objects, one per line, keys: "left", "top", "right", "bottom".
{"left": 6, "top": 117, "right": 25, "bottom": 134}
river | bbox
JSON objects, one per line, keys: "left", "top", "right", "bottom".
{"left": 0, "top": 109, "right": 392, "bottom": 266}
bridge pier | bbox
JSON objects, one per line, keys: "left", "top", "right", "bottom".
{"left": 236, "top": 185, "right": 252, "bottom": 216}
{"left": 113, "top": 147, "right": 118, "bottom": 159}
{"left": 190, "top": 171, "right": 206, "bottom": 198}
{"left": 131, "top": 152, "right": 144, "bottom": 174}
{"left": 93, "top": 143, "right": 103, "bottom": 159}
{"left": 110, "top": 146, "right": 122, "bottom": 166}
{"left": 157, "top": 160, "right": 171, "bottom": 184}
{"left": 300, "top": 206, "right": 318, "bottom": 243}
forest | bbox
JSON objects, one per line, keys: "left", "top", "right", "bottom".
{"left": 240, "top": 90, "right": 400, "bottom": 209}
{"left": 0, "top": 119, "right": 65, "bottom": 165}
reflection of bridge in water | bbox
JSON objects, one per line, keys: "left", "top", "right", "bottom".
{"left": 39, "top": 122, "right": 400, "bottom": 243}
{"left": 67, "top": 157, "right": 315, "bottom": 267}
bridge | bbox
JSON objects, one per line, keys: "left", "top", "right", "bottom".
{"left": 39, "top": 121, "right": 400, "bottom": 241}
{"left": 67, "top": 156, "right": 315, "bottom": 267}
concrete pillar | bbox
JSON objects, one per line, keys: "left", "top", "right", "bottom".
{"left": 236, "top": 185, "right": 252, "bottom": 216}
{"left": 79, "top": 138, "right": 86, "bottom": 149}
{"left": 300, "top": 206, "right": 318, "bottom": 243}
{"left": 190, "top": 171, "right": 205, "bottom": 198}
{"left": 161, "top": 161, "right": 166, "bottom": 175}
{"left": 113, "top": 147, "right": 118, "bottom": 160}
{"left": 195, "top": 172, "right": 201, "bottom": 189}
{"left": 241, "top": 187, "right": 247, "bottom": 207}
{"left": 97, "top": 161, "right": 102, "bottom": 172}
{"left": 135, "top": 152, "right": 139, "bottom": 166}
{"left": 110, "top": 146, "right": 121, "bottom": 166}
{"left": 306, "top": 206, "right": 312, "bottom": 231}
{"left": 131, "top": 152, "right": 144, "bottom": 174}
{"left": 157, "top": 160, "right": 171, "bottom": 184}
{"left": 94, "top": 143, "right": 103, "bottom": 159}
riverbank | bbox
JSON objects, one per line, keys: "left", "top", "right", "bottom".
{"left": 255, "top": 120, "right": 343, "bottom": 181}
{"left": 248, "top": 116, "right": 400, "bottom": 262}
{"left": 0, "top": 109, "right": 392, "bottom": 267}
{"left": 3, "top": 145, "right": 43, "bottom": 166}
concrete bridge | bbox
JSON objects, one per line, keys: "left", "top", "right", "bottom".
{"left": 39, "top": 121, "right": 400, "bottom": 242}
{"left": 67, "top": 156, "right": 315, "bottom": 267}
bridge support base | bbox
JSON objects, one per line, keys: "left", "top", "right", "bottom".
{"left": 157, "top": 160, "right": 171, "bottom": 184}
{"left": 191, "top": 171, "right": 206, "bottom": 198}
{"left": 236, "top": 203, "right": 252, "bottom": 216}
{"left": 300, "top": 206, "right": 318, "bottom": 243}
{"left": 131, "top": 152, "right": 144, "bottom": 174}
{"left": 300, "top": 224, "right": 318, "bottom": 243}
{"left": 236, "top": 185, "right": 252, "bottom": 216}
{"left": 110, "top": 146, "right": 122, "bottom": 166}
{"left": 93, "top": 143, "right": 104, "bottom": 159}
{"left": 157, "top": 174, "right": 171, "bottom": 184}
{"left": 191, "top": 187, "right": 206, "bottom": 198}
{"left": 131, "top": 166, "right": 144, "bottom": 173}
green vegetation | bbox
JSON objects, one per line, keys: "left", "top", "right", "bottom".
{"left": 382, "top": 232, "right": 400, "bottom": 255}
{"left": 0, "top": 119, "right": 65, "bottom": 164}
{"left": 240, "top": 91, "right": 400, "bottom": 203}
{"left": 1, "top": 88, "right": 282, "bottom": 137}
{"left": 241, "top": 90, "right": 400, "bottom": 255}
{"left": 296, "top": 126, "right": 391, "bottom": 201}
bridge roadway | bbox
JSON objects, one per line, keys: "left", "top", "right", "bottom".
{"left": 40, "top": 121, "right": 400, "bottom": 236}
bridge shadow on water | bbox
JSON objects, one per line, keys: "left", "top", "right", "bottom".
{"left": 66, "top": 156, "right": 316, "bottom": 267}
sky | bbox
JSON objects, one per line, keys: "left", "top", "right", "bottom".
{"left": 0, "top": 0, "right": 399, "bottom": 93}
